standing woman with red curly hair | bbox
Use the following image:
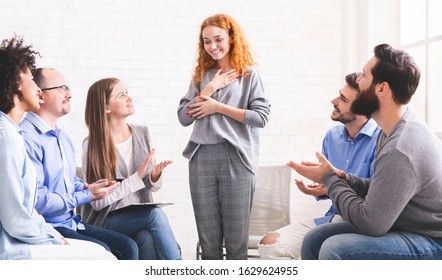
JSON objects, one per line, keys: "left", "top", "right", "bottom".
{"left": 177, "top": 14, "right": 271, "bottom": 260}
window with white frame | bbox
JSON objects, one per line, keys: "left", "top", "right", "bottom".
{"left": 399, "top": 0, "right": 442, "bottom": 132}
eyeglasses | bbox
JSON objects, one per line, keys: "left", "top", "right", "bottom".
{"left": 41, "top": 85, "right": 70, "bottom": 92}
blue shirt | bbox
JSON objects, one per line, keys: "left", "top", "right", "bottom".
{"left": 314, "top": 118, "right": 380, "bottom": 225}
{"left": 20, "top": 112, "right": 92, "bottom": 230}
{"left": 0, "top": 112, "right": 62, "bottom": 259}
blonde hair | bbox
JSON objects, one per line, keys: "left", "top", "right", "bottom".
{"left": 193, "top": 14, "right": 254, "bottom": 85}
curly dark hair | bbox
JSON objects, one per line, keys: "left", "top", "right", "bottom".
{"left": 0, "top": 36, "right": 39, "bottom": 113}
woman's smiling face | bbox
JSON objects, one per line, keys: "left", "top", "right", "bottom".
{"left": 202, "top": 25, "right": 232, "bottom": 64}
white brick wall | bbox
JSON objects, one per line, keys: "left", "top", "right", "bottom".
{"left": 1, "top": 0, "right": 351, "bottom": 259}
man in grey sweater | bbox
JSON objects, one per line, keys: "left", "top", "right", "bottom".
{"left": 290, "top": 44, "right": 442, "bottom": 259}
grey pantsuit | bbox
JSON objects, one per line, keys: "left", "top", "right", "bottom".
{"left": 189, "top": 142, "right": 255, "bottom": 260}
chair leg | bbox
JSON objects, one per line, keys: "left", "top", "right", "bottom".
{"left": 196, "top": 241, "right": 201, "bottom": 260}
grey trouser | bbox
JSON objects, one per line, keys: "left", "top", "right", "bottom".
{"left": 189, "top": 141, "right": 255, "bottom": 260}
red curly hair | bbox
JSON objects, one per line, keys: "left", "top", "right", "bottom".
{"left": 193, "top": 14, "right": 255, "bottom": 85}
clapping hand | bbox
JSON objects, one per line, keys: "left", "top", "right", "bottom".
{"left": 84, "top": 179, "right": 118, "bottom": 201}
{"left": 287, "top": 151, "right": 335, "bottom": 184}
{"left": 150, "top": 159, "right": 173, "bottom": 183}
{"left": 295, "top": 179, "right": 328, "bottom": 197}
{"left": 136, "top": 148, "right": 173, "bottom": 182}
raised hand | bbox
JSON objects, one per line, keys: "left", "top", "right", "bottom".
{"left": 137, "top": 148, "right": 155, "bottom": 179}
{"left": 287, "top": 151, "right": 335, "bottom": 183}
{"left": 150, "top": 160, "right": 173, "bottom": 183}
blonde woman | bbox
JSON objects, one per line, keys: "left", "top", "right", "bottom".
{"left": 177, "top": 14, "right": 271, "bottom": 259}
{"left": 81, "top": 78, "right": 181, "bottom": 260}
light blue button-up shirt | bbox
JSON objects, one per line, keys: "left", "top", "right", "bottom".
{"left": 315, "top": 118, "right": 380, "bottom": 225}
{"left": 20, "top": 112, "right": 92, "bottom": 230}
{"left": 0, "top": 112, "right": 63, "bottom": 259}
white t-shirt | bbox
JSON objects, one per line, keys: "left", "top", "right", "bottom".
{"left": 115, "top": 135, "right": 134, "bottom": 174}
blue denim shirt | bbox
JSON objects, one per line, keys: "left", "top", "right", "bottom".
{"left": 0, "top": 112, "right": 63, "bottom": 259}
{"left": 20, "top": 112, "right": 92, "bottom": 230}
{"left": 314, "top": 118, "right": 380, "bottom": 225}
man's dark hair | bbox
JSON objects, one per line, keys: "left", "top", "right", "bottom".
{"left": 345, "top": 72, "right": 361, "bottom": 91}
{"left": 372, "top": 43, "right": 420, "bottom": 104}
{"left": 0, "top": 36, "right": 38, "bottom": 113}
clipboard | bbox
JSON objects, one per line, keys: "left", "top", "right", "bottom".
{"left": 111, "top": 202, "right": 174, "bottom": 214}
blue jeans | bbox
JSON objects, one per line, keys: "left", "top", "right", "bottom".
{"left": 55, "top": 223, "right": 138, "bottom": 260}
{"left": 301, "top": 221, "right": 442, "bottom": 260}
{"left": 106, "top": 206, "right": 181, "bottom": 260}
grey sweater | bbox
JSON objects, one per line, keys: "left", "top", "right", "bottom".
{"left": 323, "top": 109, "right": 442, "bottom": 238}
{"left": 79, "top": 124, "right": 158, "bottom": 228}
{"left": 177, "top": 67, "right": 271, "bottom": 173}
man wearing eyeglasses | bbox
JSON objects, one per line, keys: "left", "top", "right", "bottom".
{"left": 19, "top": 68, "right": 138, "bottom": 260}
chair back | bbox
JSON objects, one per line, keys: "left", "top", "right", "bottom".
{"left": 76, "top": 166, "right": 83, "bottom": 180}
{"left": 248, "top": 165, "right": 292, "bottom": 236}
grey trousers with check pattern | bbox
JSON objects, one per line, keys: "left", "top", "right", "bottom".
{"left": 189, "top": 142, "right": 255, "bottom": 260}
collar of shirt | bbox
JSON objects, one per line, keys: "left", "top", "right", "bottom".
{"left": 341, "top": 118, "right": 379, "bottom": 142}
{"left": 0, "top": 111, "right": 22, "bottom": 133}
{"left": 23, "top": 112, "right": 59, "bottom": 137}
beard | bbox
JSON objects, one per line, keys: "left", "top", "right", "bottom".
{"left": 331, "top": 109, "right": 357, "bottom": 124}
{"left": 61, "top": 101, "right": 71, "bottom": 115}
{"left": 350, "top": 84, "right": 380, "bottom": 118}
